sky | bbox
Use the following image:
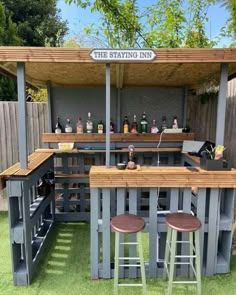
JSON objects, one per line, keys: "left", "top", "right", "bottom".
{"left": 57, "top": 0, "right": 231, "bottom": 47}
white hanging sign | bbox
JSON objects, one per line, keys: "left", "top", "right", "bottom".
{"left": 90, "top": 49, "right": 156, "bottom": 61}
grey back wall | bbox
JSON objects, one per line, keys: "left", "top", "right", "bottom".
{"left": 51, "top": 86, "right": 185, "bottom": 132}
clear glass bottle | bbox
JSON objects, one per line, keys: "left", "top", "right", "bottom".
{"left": 151, "top": 119, "right": 159, "bottom": 133}
{"left": 172, "top": 116, "right": 178, "bottom": 129}
{"left": 123, "top": 116, "right": 129, "bottom": 133}
{"left": 161, "top": 116, "right": 168, "bottom": 132}
{"left": 131, "top": 114, "right": 138, "bottom": 134}
{"left": 65, "top": 118, "right": 72, "bottom": 133}
{"left": 140, "top": 112, "right": 148, "bottom": 133}
{"left": 86, "top": 112, "right": 93, "bottom": 133}
{"left": 55, "top": 116, "right": 62, "bottom": 133}
{"left": 76, "top": 117, "right": 83, "bottom": 134}
{"left": 97, "top": 119, "right": 104, "bottom": 134}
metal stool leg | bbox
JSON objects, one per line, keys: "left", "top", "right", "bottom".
{"left": 167, "top": 229, "right": 177, "bottom": 295}
{"left": 163, "top": 226, "right": 172, "bottom": 280}
{"left": 195, "top": 230, "right": 202, "bottom": 295}
{"left": 189, "top": 231, "right": 194, "bottom": 278}
{"left": 114, "top": 231, "right": 120, "bottom": 295}
{"left": 137, "top": 232, "right": 147, "bottom": 295}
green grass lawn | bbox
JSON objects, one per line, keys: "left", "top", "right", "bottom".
{"left": 1, "top": 211, "right": 236, "bottom": 295}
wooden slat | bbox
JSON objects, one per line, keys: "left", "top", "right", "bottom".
{"left": 89, "top": 166, "right": 236, "bottom": 188}
{"left": 55, "top": 173, "right": 88, "bottom": 179}
{"left": 41, "top": 133, "right": 194, "bottom": 143}
{"left": 36, "top": 147, "right": 181, "bottom": 153}
{"left": 1, "top": 47, "right": 236, "bottom": 63}
{"left": 0, "top": 152, "right": 54, "bottom": 177}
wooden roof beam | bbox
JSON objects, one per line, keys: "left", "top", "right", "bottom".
{"left": 116, "top": 64, "right": 124, "bottom": 89}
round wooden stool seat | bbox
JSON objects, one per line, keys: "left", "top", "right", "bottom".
{"left": 111, "top": 214, "right": 145, "bottom": 233}
{"left": 165, "top": 212, "right": 201, "bottom": 232}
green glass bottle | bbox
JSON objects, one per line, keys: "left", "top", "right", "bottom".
{"left": 140, "top": 112, "right": 148, "bottom": 133}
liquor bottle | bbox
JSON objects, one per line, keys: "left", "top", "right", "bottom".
{"left": 151, "top": 119, "right": 159, "bottom": 133}
{"left": 76, "top": 117, "right": 83, "bottom": 134}
{"left": 172, "top": 116, "right": 178, "bottom": 129}
{"left": 110, "top": 119, "right": 115, "bottom": 133}
{"left": 97, "top": 120, "right": 104, "bottom": 134}
{"left": 161, "top": 116, "right": 168, "bottom": 132}
{"left": 86, "top": 112, "right": 93, "bottom": 133}
{"left": 131, "top": 114, "right": 138, "bottom": 134}
{"left": 65, "top": 118, "right": 72, "bottom": 133}
{"left": 123, "top": 116, "right": 129, "bottom": 133}
{"left": 55, "top": 116, "right": 62, "bottom": 133}
{"left": 140, "top": 112, "right": 148, "bottom": 133}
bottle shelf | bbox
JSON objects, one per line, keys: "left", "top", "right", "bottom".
{"left": 42, "top": 132, "right": 194, "bottom": 143}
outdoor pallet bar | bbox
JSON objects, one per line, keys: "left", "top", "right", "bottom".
{"left": 0, "top": 46, "right": 236, "bottom": 286}
{"left": 90, "top": 166, "right": 236, "bottom": 278}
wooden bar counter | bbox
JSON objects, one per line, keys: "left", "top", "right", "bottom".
{"left": 89, "top": 165, "right": 236, "bottom": 280}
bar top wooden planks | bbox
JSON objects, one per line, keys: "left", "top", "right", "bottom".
{"left": 89, "top": 165, "right": 236, "bottom": 188}
{"left": 0, "top": 152, "right": 54, "bottom": 178}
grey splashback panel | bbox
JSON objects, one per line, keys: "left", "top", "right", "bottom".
{"left": 51, "top": 86, "right": 184, "bottom": 132}
{"left": 120, "top": 87, "right": 184, "bottom": 130}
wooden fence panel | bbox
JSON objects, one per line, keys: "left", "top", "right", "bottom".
{"left": 0, "top": 102, "right": 48, "bottom": 172}
{"left": 188, "top": 78, "right": 236, "bottom": 168}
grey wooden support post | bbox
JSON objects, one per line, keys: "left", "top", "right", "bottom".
{"left": 181, "top": 188, "right": 192, "bottom": 276}
{"left": 117, "top": 87, "right": 121, "bottom": 132}
{"left": 90, "top": 188, "right": 100, "bottom": 279}
{"left": 149, "top": 188, "right": 158, "bottom": 277}
{"left": 116, "top": 188, "right": 126, "bottom": 278}
{"left": 129, "top": 188, "right": 137, "bottom": 278}
{"left": 105, "top": 64, "right": 111, "bottom": 167}
{"left": 182, "top": 87, "right": 188, "bottom": 127}
{"left": 102, "top": 188, "right": 111, "bottom": 278}
{"left": 216, "top": 63, "right": 228, "bottom": 146}
{"left": 17, "top": 62, "right": 28, "bottom": 169}
{"left": 46, "top": 81, "right": 52, "bottom": 132}
{"left": 196, "top": 189, "right": 206, "bottom": 274}
{"left": 206, "top": 188, "right": 221, "bottom": 275}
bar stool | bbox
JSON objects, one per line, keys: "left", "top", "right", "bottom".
{"left": 163, "top": 212, "right": 202, "bottom": 295}
{"left": 111, "top": 214, "right": 147, "bottom": 295}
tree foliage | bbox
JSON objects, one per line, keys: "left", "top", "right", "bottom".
{"left": 65, "top": 0, "right": 222, "bottom": 48}
{"left": 0, "top": 0, "right": 69, "bottom": 101}
{"left": 1, "top": 0, "right": 68, "bottom": 46}
{"left": 218, "top": 0, "right": 236, "bottom": 46}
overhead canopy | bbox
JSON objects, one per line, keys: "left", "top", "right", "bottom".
{"left": 0, "top": 47, "right": 236, "bottom": 89}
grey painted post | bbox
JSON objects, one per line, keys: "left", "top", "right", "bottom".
{"left": 102, "top": 188, "right": 111, "bottom": 278}
{"left": 216, "top": 63, "right": 228, "bottom": 145}
{"left": 182, "top": 87, "right": 188, "bottom": 127}
{"left": 90, "top": 188, "right": 100, "bottom": 279}
{"left": 181, "top": 188, "right": 192, "bottom": 276}
{"left": 46, "top": 81, "right": 52, "bottom": 132}
{"left": 117, "top": 88, "right": 121, "bottom": 132}
{"left": 116, "top": 188, "right": 126, "bottom": 278}
{"left": 149, "top": 188, "right": 158, "bottom": 277}
{"left": 206, "top": 188, "right": 220, "bottom": 275}
{"left": 129, "top": 188, "right": 137, "bottom": 278}
{"left": 196, "top": 189, "right": 206, "bottom": 274}
{"left": 105, "top": 64, "right": 111, "bottom": 167}
{"left": 17, "top": 62, "right": 28, "bottom": 169}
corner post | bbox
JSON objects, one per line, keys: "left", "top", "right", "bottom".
{"left": 17, "top": 62, "right": 28, "bottom": 169}
{"left": 105, "top": 64, "right": 111, "bottom": 167}
{"left": 46, "top": 80, "right": 52, "bottom": 132}
{"left": 216, "top": 63, "right": 228, "bottom": 145}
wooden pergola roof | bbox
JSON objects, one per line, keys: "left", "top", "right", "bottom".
{"left": 0, "top": 47, "right": 236, "bottom": 89}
